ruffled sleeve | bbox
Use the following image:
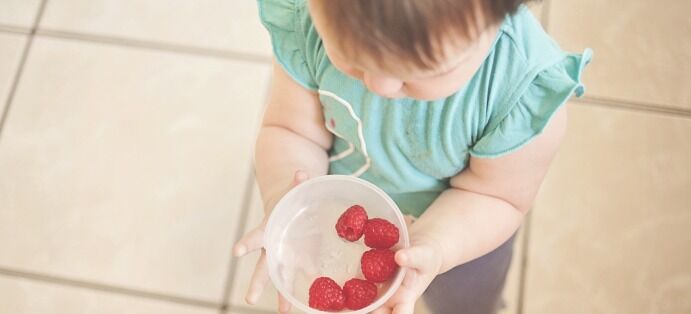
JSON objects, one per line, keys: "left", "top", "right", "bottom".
{"left": 257, "top": 0, "right": 318, "bottom": 90}
{"left": 470, "top": 49, "right": 592, "bottom": 158}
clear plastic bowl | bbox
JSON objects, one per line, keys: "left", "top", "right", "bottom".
{"left": 264, "top": 175, "right": 409, "bottom": 314}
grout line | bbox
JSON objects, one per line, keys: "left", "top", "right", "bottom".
{"left": 0, "top": 34, "right": 29, "bottom": 133}
{"left": 32, "top": 0, "right": 49, "bottom": 33}
{"left": 0, "top": 0, "right": 48, "bottom": 138}
{"left": 226, "top": 305, "right": 275, "bottom": 314}
{"left": 219, "top": 167, "right": 259, "bottom": 314}
{"left": 0, "top": 267, "right": 221, "bottom": 309}
{"left": 576, "top": 96, "right": 691, "bottom": 119}
{"left": 516, "top": 212, "right": 532, "bottom": 314}
{"left": 35, "top": 28, "right": 271, "bottom": 64}
{"left": 0, "top": 24, "right": 31, "bottom": 35}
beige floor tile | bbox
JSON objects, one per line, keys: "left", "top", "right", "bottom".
{"left": 524, "top": 103, "right": 691, "bottom": 313}
{"left": 0, "top": 0, "right": 41, "bottom": 29}
{"left": 40, "top": 0, "right": 271, "bottom": 56}
{"left": 225, "top": 307, "right": 271, "bottom": 314}
{"left": 0, "top": 276, "right": 216, "bottom": 314}
{"left": 0, "top": 37, "right": 270, "bottom": 302}
{"left": 229, "top": 182, "right": 281, "bottom": 313}
{"left": 0, "top": 33, "right": 26, "bottom": 113}
{"left": 547, "top": 0, "right": 691, "bottom": 110}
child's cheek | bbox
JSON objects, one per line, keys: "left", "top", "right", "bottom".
{"left": 329, "top": 56, "right": 363, "bottom": 80}
{"left": 343, "top": 67, "right": 364, "bottom": 81}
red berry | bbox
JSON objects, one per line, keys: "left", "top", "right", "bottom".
{"left": 361, "top": 249, "right": 398, "bottom": 283}
{"left": 343, "top": 278, "right": 378, "bottom": 310}
{"left": 335, "top": 205, "right": 368, "bottom": 242}
{"left": 364, "top": 218, "right": 400, "bottom": 249}
{"left": 309, "top": 277, "right": 346, "bottom": 311}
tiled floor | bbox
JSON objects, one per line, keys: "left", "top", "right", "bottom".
{"left": 39, "top": 0, "right": 271, "bottom": 57}
{"left": 0, "top": 36, "right": 270, "bottom": 303}
{"left": 0, "top": 33, "right": 26, "bottom": 114}
{"left": 0, "top": 0, "right": 42, "bottom": 30}
{"left": 0, "top": 0, "right": 689, "bottom": 313}
{"left": 548, "top": 0, "right": 691, "bottom": 110}
{"left": 0, "top": 276, "right": 216, "bottom": 314}
{"left": 524, "top": 104, "right": 691, "bottom": 314}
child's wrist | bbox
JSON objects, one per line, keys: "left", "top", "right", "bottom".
{"left": 258, "top": 169, "right": 308, "bottom": 214}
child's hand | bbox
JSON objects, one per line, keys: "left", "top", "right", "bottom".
{"left": 232, "top": 170, "right": 310, "bottom": 314}
{"left": 373, "top": 236, "right": 444, "bottom": 314}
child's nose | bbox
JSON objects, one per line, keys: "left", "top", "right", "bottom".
{"left": 363, "top": 72, "right": 403, "bottom": 98}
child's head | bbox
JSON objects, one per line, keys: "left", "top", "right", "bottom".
{"left": 309, "top": 0, "right": 532, "bottom": 100}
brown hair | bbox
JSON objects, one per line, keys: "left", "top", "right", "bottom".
{"left": 310, "top": 0, "right": 534, "bottom": 72}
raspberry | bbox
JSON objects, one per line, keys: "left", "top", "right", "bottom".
{"left": 309, "top": 277, "right": 346, "bottom": 311}
{"left": 363, "top": 218, "right": 400, "bottom": 249}
{"left": 343, "top": 278, "right": 378, "bottom": 310}
{"left": 361, "top": 249, "right": 398, "bottom": 283}
{"left": 335, "top": 205, "right": 368, "bottom": 242}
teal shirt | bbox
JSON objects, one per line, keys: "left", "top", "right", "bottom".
{"left": 258, "top": 0, "right": 592, "bottom": 217}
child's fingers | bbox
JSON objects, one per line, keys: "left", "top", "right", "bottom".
{"left": 388, "top": 284, "right": 417, "bottom": 306}
{"left": 236, "top": 170, "right": 308, "bottom": 257}
{"left": 392, "top": 302, "right": 415, "bottom": 314}
{"left": 394, "top": 246, "right": 436, "bottom": 271}
{"left": 371, "top": 307, "right": 392, "bottom": 314}
{"left": 402, "top": 269, "right": 417, "bottom": 288}
{"left": 241, "top": 170, "right": 309, "bottom": 308}
{"left": 278, "top": 292, "right": 292, "bottom": 313}
{"left": 233, "top": 226, "right": 265, "bottom": 257}
{"left": 292, "top": 170, "right": 309, "bottom": 186}
{"left": 373, "top": 274, "right": 418, "bottom": 314}
{"left": 245, "top": 251, "right": 270, "bottom": 304}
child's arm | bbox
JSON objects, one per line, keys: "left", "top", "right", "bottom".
{"left": 234, "top": 60, "right": 332, "bottom": 313}
{"left": 376, "top": 107, "right": 567, "bottom": 314}
{"left": 255, "top": 60, "right": 333, "bottom": 212}
{"left": 415, "top": 106, "right": 566, "bottom": 270}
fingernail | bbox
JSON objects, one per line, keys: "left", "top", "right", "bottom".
{"left": 295, "top": 170, "right": 308, "bottom": 182}
{"left": 279, "top": 304, "right": 290, "bottom": 313}
{"left": 245, "top": 291, "right": 259, "bottom": 305}
{"left": 397, "top": 252, "right": 408, "bottom": 264}
{"left": 234, "top": 245, "right": 246, "bottom": 256}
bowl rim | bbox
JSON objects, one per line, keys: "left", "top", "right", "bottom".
{"left": 263, "top": 174, "right": 410, "bottom": 314}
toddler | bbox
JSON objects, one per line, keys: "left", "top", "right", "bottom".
{"left": 234, "top": 0, "right": 591, "bottom": 313}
